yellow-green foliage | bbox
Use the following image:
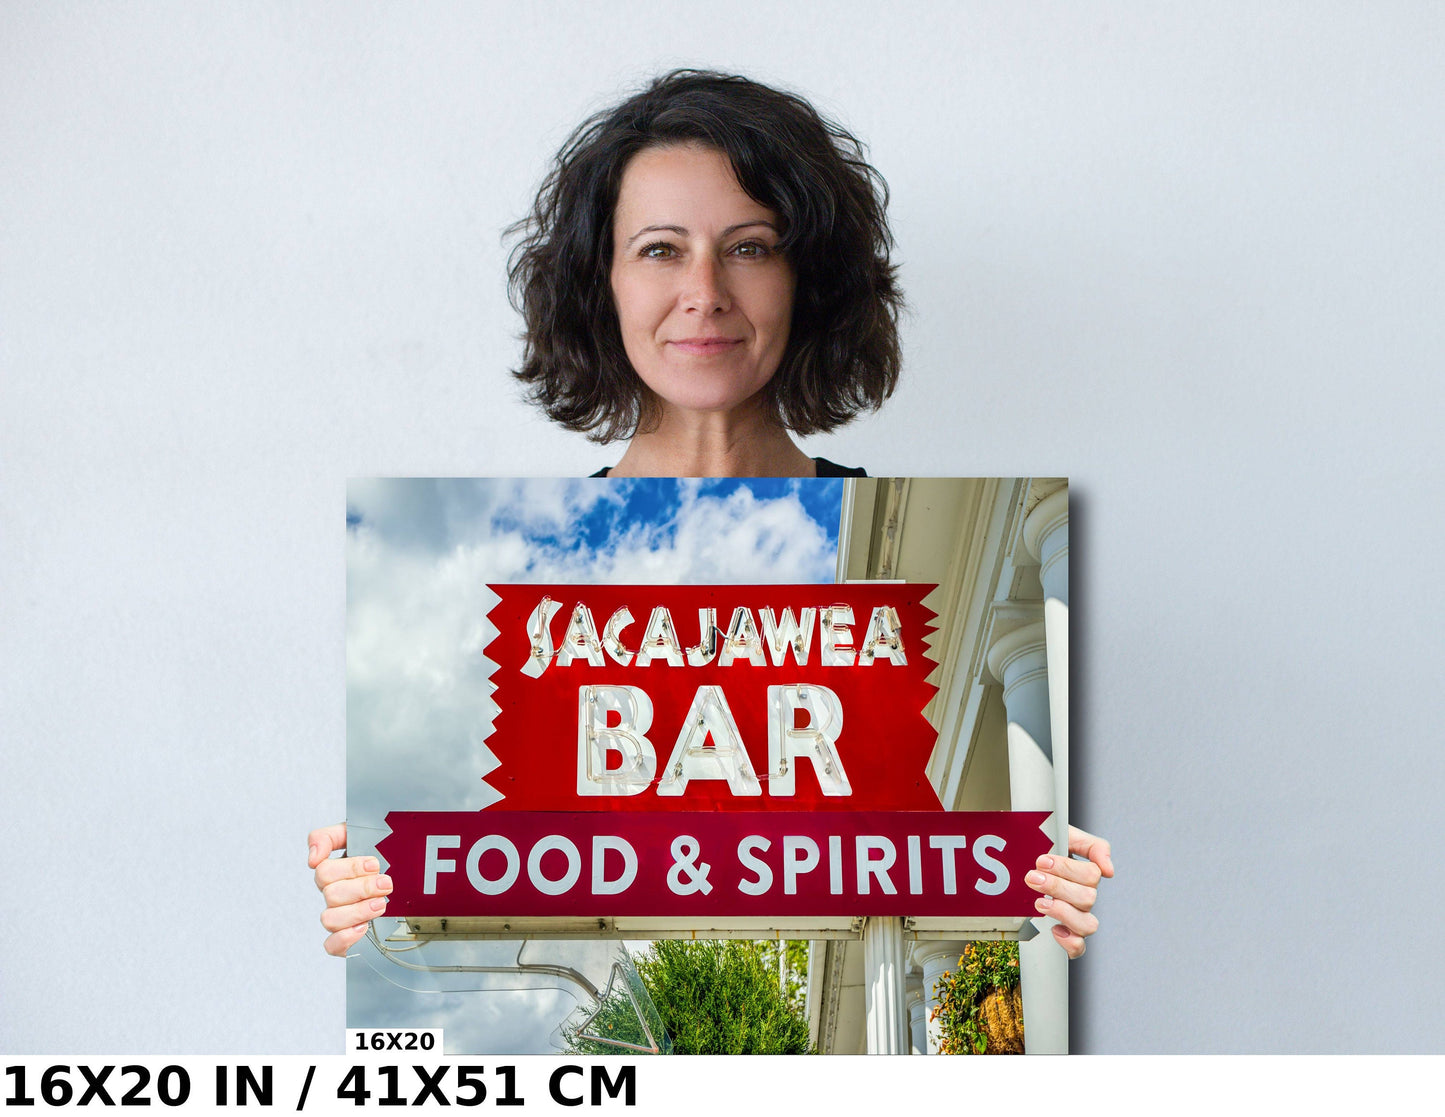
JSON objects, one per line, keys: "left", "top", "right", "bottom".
{"left": 930, "top": 941, "right": 1021, "bottom": 1055}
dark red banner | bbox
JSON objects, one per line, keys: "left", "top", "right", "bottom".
{"left": 482, "top": 584, "right": 941, "bottom": 813}
{"left": 379, "top": 810, "right": 1051, "bottom": 919}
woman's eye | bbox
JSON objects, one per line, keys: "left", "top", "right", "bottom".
{"left": 731, "top": 241, "right": 770, "bottom": 258}
{"left": 639, "top": 242, "right": 676, "bottom": 259}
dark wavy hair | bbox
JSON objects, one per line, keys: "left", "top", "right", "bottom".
{"left": 507, "top": 69, "right": 903, "bottom": 443}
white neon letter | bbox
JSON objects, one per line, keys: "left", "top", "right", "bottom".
{"left": 929, "top": 835, "right": 969, "bottom": 896}
{"left": 783, "top": 836, "right": 820, "bottom": 895}
{"left": 973, "top": 834, "right": 1010, "bottom": 896}
{"left": 856, "top": 836, "right": 897, "bottom": 895}
{"left": 577, "top": 685, "right": 656, "bottom": 796}
{"left": 767, "top": 684, "right": 850, "bottom": 796}
{"left": 591, "top": 835, "right": 638, "bottom": 896}
{"left": 857, "top": 605, "right": 907, "bottom": 666}
{"left": 820, "top": 605, "right": 856, "bottom": 667}
{"left": 656, "top": 685, "right": 762, "bottom": 797}
{"left": 685, "top": 608, "right": 718, "bottom": 666}
{"left": 602, "top": 607, "right": 636, "bottom": 666}
{"left": 718, "top": 607, "right": 767, "bottom": 667}
{"left": 424, "top": 835, "right": 460, "bottom": 895}
{"left": 737, "top": 836, "right": 773, "bottom": 896}
{"left": 521, "top": 597, "right": 564, "bottom": 678}
{"left": 464, "top": 835, "right": 519, "bottom": 895}
{"left": 760, "top": 606, "right": 815, "bottom": 666}
{"left": 555, "top": 602, "right": 605, "bottom": 667}
{"left": 634, "top": 606, "right": 684, "bottom": 667}
{"left": 527, "top": 835, "right": 581, "bottom": 896}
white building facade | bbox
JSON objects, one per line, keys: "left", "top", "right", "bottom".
{"left": 805, "top": 477, "right": 1071, "bottom": 1054}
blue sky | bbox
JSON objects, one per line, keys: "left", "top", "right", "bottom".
{"left": 346, "top": 477, "right": 842, "bottom": 582}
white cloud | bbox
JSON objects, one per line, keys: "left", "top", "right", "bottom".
{"left": 347, "top": 478, "right": 625, "bottom": 555}
{"left": 517, "top": 483, "right": 837, "bottom": 585}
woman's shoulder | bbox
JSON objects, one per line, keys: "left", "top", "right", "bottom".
{"left": 811, "top": 457, "right": 868, "bottom": 477}
{"left": 589, "top": 459, "right": 866, "bottom": 478}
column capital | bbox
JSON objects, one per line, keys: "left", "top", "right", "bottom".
{"left": 985, "top": 619, "right": 1048, "bottom": 692}
{"left": 910, "top": 940, "right": 967, "bottom": 973}
{"left": 1023, "top": 487, "right": 1069, "bottom": 606}
{"left": 1022, "top": 486, "right": 1068, "bottom": 562}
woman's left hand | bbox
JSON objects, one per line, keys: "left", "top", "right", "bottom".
{"left": 1024, "top": 826, "right": 1114, "bottom": 959}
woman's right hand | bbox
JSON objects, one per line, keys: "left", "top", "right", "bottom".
{"left": 308, "top": 823, "right": 393, "bottom": 956}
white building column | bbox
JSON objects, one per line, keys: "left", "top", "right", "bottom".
{"left": 906, "top": 971, "right": 926, "bottom": 1055}
{"left": 1023, "top": 486, "right": 1070, "bottom": 854}
{"left": 987, "top": 622, "right": 1067, "bottom": 1054}
{"left": 862, "top": 916, "right": 909, "bottom": 1053}
{"left": 914, "top": 940, "right": 967, "bottom": 1054}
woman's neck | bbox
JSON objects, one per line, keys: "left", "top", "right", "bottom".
{"left": 608, "top": 402, "right": 815, "bottom": 478}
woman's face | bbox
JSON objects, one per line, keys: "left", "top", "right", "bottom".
{"left": 609, "top": 144, "right": 795, "bottom": 422}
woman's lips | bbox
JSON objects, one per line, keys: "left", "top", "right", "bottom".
{"left": 668, "top": 337, "right": 743, "bottom": 355}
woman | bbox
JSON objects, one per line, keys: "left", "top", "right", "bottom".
{"left": 506, "top": 70, "right": 897, "bottom": 479}
{"left": 312, "top": 70, "right": 1111, "bottom": 960}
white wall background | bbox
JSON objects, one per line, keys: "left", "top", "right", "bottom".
{"left": 3, "top": 2, "right": 1442, "bottom": 1053}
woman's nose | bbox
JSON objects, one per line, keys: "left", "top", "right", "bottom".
{"left": 680, "top": 255, "right": 731, "bottom": 314}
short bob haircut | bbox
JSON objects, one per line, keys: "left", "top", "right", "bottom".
{"left": 508, "top": 69, "right": 903, "bottom": 444}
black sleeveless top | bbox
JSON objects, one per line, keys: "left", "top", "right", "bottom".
{"left": 590, "top": 457, "right": 866, "bottom": 478}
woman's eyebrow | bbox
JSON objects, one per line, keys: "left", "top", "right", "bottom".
{"left": 721, "top": 220, "right": 779, "bottom": 237}
{"left": 622, "top": 220, "right": 779, "bottom": 248}
{"left": 623, "top": 224, "right": 687, "bottom": 247}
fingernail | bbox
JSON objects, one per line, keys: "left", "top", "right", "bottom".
{"left": 369, "top": 897, "right": 388, "bottom": 912}
{"left": 377, "top": 875, "right": 392, "bottom": 892}
{"left": 309, "top": 845, "right": 318, "bottom": 863}
{"left": 364, "top": 858, "right": 380, "bottom": 873}
{"left": 1036, "top": 895, "right": 1053, "bottom": 911}
{"left": 1026, "top": 871, "right": 1046, "bottom": 887}
{"left": 1037, "top": 855, "right": 1054, "bottom": 871}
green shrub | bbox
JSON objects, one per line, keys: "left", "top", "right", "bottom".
{"left": 638, "top": 939, "right": 811, "bottom": 1054}
{"left": 566, "top": 939, "right": 811, "bottom": 1055}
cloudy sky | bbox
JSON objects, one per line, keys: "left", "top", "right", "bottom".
{"left": 345, "top": 477, "right": 843, "bottom": 1053}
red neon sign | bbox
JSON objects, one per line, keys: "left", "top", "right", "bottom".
{"left": 379, "top": 810, "right": 1050, "bottom": 919}
{"left": 481, "top": 584, "right": 942, "bottom": 813}
{"left": 375, "top": 583, "right": 1051, "bottom": 921}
